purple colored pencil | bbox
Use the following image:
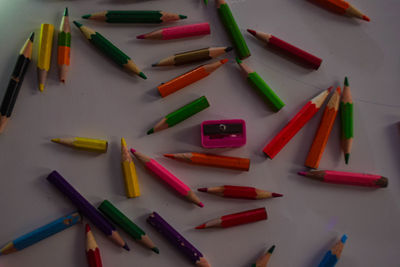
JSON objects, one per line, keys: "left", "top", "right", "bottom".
{"left": 147, "top": 212, "right": 211, "bottom": 267}
{"left": 46, "top": 170, "right": 129, "bottom": 251}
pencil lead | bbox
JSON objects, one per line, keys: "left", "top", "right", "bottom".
{"left": 147, "top": 128, "right": 154, "bottom": 135}
{"left": 235, "top": 57, "right": 242, "bottom": 64}
{"left": 39, "top": 84, "right": 45, "bottom": 92}
{"left": 123, "top": 243, "right": 130, "bottom": 251}
{"left": 195, "top": 223, "right": 206, "bottom": 229}
{"left": 29, "top": 32, "right": 35, "bottom": 41}
{"left": 85, "top": 223, "right": 91, "bottom": 232}
{"left": 197, "top": 188, "right": 208, "bottom": 192}
{"left": 341, "top": 234, "right": 348, "bottom": 243}
{"left": 51, "top": 138, "right": 60, "bottom": 143}
{"left": 198, "top": 202, "right": 204, "bottom": 208}
{"left": 138, "top": 72, "right": 147, "bottom": 80}
{"left": 164, "top": 154, "right": 174, "bottom": 159}
{"left": 247, "top": 29, "right": 257, "bottom": 36}
{"left": 272, "top": 193, "right": 283, "bottom": 198}
{"left": 136, "top": 34, "right": 146, "bottom": 39}
{"left": 268, "top": 245, "right": 276, "bottom": 253}
{"left": 82, "top": 14, "right": 90, "bottom": 19}
{"left": 345, "top": 153, "right": 350, "bottom": 164}
{"left": 297, "top": 171, "right": 307, "bottom": 176}
{"left": 362, "top": 15, "right": 370, "bottom": 22}
{"left": 344, "top": 76, "right": 349, "bottom": 86}
{"left": 151, "top": 63, "right": 159, "bottom": 67}
{"left": 73, "top": 21, "right": 82, "bottom": 28}
{"left": 220, "top": 58, "right": 229, "bottom": 64}
{"left": 130, "top": 148, "right": 136, "bottom": 153}
{"left": 179, "top": 15, "right": 187, "bottom": 19}
{"left": 64, "top": 7, "right": 69, "bottom": 16}
{"left": 225, "top": 46, "right": 233, "bottom": 52}
{"left": 152, "top": 247, "right": 160, "bottom": 254}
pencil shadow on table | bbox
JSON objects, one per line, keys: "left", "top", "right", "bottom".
{"left": 141, "top": 87, "right": 161, "bottom": 103}
{"left": 386, "top": 122, "right": 400, "bottom": 181}
{"left": 107, "top": 139, "right": 127, "bottom": 197}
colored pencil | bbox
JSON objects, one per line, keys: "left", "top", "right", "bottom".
{"left": 0, "top": 32, "right": 34, "bottom": 134}
{"left": 0, "top": 212, "right": 81, "bottom": 255}
{"left": 152, "top": 47, "right": 232, "bottom": 67}
{"left": 85, "top": 224, "right": 103, "bottom": 267}
{"left": 58, "top": 7, "right": 71, "bottom": 83}
{"left": 137, "top": 22, "right": 210, "bottom": 40}
{"left": 46, "top": 170, "right": 130, "bottom": 250}
{"left": 204, "top": 0, "right": 208, "bottom": 5}
{"left": 82, "top": 10, "right": 187, "bottom": 23}
{"left": 263, "top": 88, "right": 331, "bottom": 159}
{"left": 164, "top": 152, "right": 250, "bottom": 171}
{"left": 130, "top": 148, "right": 204, "bottom": 207}
{"left": 73, "top": 21, "right": 146, "bottom": 79}
{"left": 297, "top": 170, "right": 388, "bottom": 188}
{"left": 37, "top": 23, "right": 54, "bottom": 92}
{"left": 217, "top": 0, "right": 250, "bottom": 59}
{"left": 309, "top": 0, "right": 370, "bottom": 21}
{"left": 195, "top": 207, "right": 267, "bottom": 229}
{"left": 252, "top": 245, "right": 276, "bottom": 267}
{"left": 51, "top": 137, "right": 108, "bottom": 153}
{"left": 147, "top": 212, "right": 211, "bottom": 267}
{"left": 147, "top": 96, "right": 210, "bottom": 135}
{"left": 236, "top": 57, "right": 285, "bottom": 111}
{"left": 157, "top": 59, "right": 228, "bottom": 97}
{"left": 121, "top": 138, "right": 140, "bottom": 198}
{"left": 98, "top": 200, "right": 159, "bottom": 253}
{"left": 341, "top": 77, "right": 353, "bottom": 164}
{"left": 305, "top": 87, "right": 341, "bottom": 169}
{"left": 318, "top": 235, "right": 347, "bottom": 267}
{"left": 198, "top": 185, "right": 283, "bottom": 199}
{"left": 247, "top": 29, "right": 322, "bottom": 70}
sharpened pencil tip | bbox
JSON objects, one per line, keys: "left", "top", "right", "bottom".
{"left": 138, "top": 72, "right": 147, "bottom": 79}
{"left": 179, "top": 15, "right": 187, "bottom": 19}
{"left": 147, "top": 128, "right": 154, "bottom": 135}
{"left": 73, "top": 21, "right": 82, "bottom": 28}
{"left": 85, "top": 223, "right": 91, "bottom": 233}
{"left": 235, "top": 57, "right": 242, "bottom": 64}
{"left": 151, "top": 63, "right": 158, "bottom": 67}
{"left": 136, "top": 34, "right": 146, "bottom": 39}
{"left": 195, "top": 223, "right": 206, "bottom": 229}
{"left": 152, "top": 247, "right": 160, "bottom": 254}
{"left": 123, "top": 244, "right": 130, "bottom": 251}
{"left": 82, "top": 14, "right": 90, "bottom": 19}
{"left": 298, "top": 171, "right": 307, "bottom": 176}
{"left": 247, "top": 29, "right": 257, "bottom": 36}
{"left": 344, "top": 77, "right": 349, "bottom": 86}
{"left": 197, "top": 188, "right": 208, "bottom": 192}
{"left": 345, "top": 153, "right": 350, "bottom": 164}
{"left": 341, "top": 235, "right": 348, "bottom": 243}
{"left": 225, "top": 46, "right": 233, "bottom": 52}
{"left": 268, "top": 245, "right": 276, "bottom": 253}
{"left": 39, "top": 84, "right": 45, "bottom": 92}
{"left": 29, "top": 32, "right": 35, "bottom": 41}
{"left": 362, "top": 15, "right": 370, "bottom": 22}
{"left": 64, "top": 7, "right": 69, "bottom": 16}
{"left": 272, "top": 193, "right": 283, "bottom": 198}
{"left": 51, "top": 138, "right": 60, "bottom": 143}
{"left": 198, "top": 202, "right": 204, "bottom": 208}
{"left": 220, "top": 58, "right": 229, "bottom": 64}
{"left": 164, "top": 154, "right": 174, "bottom": 159}
{"left": 130, "top": 148, "right": 136, "bottom": 153}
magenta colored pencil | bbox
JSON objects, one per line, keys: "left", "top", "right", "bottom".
{"left": 137, "top": 23, "right": 210, "bottom": 40}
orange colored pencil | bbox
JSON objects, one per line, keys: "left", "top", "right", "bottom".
{"left": 158, "top": 59, "right": 228, "bottom": 97}
{"left": 309, "top": 0, "right": 370, "bottom": 21}
{"left": 305, "top": 87, "right": 341, "bottom": 169}
{"left": 86, "top": 224, "right": 103, "bottom": 267}
{"left": 164, "top": 152, "right": 250, "bottom": 171}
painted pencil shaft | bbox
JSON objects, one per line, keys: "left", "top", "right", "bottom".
{"left": 137, "top": 23, "right": 210, "bottom": 40}
{"left": 341, "top": 77, "right": 353, "bottom": 164}
{"left": 86, "top": 224, "right": 103, "bottom": 267}
{"left": 305, "top": 87, "right": 341, "bottom": 169}
{"left": 0, "top": 212, "right": 81, "bottom": 255}
{"left": 73, "top": 21, "right": 146, "bottom": 79}
{"left": 0, "top": 32, "right": 34, "bottom": 134}
{"left": 263, "top": 88, "right": 331, "bottom": 159}
{"left": 51, "top": 137, "right": 108, "bottom": 153}
{"left": 198, "top": 185, "right": 283, "bottom": 199}
{"left": 121, "top": 138, "right": 140, "bottom": 197}
{"left": 252, "top": 245, "right": 275, "bottom": 267}
{"left": 217, "top": 0, "right": 250, "bottom": 59}
{"left": 82, "top": 10, "right": 187, "bottom": 23}
{"left": 309, "top": 0, "right": 370, "bottom": 21}
{"left": 130, "top": 149, "right": 203, "bottom": 207}
{"left": 58, "top": 7, "right": 71, "bottom": 82}
{"left": 38, "top": 24, "right": 54, "bottom": 91}
{"left": 147, "top": 212, "right": 211, "bottom": 267}
{"left": 318, "top": 235, "right": 347, "bottom": 267}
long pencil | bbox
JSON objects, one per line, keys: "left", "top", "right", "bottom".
{"left": 341, "top": 77, "right": 353, "bottom": 164}
{"left": 58, "top": 7, "right": 71, "bottom": 82}
{"left": 82, "top": 10, "right": 187, "bottom": 23}
{"left": 164, "top": 152, "right": 250, "bottom": 171}
{"left": 73, "top": 21, "right": 146, "bottom": 79}
{"left": 157, "top": 59, "right": 228, "bottom": 97}
{"left": 198, "top": 185, "right": 283, "bottom": 199}
{"left": 85, "top": 224, "right": 103, "bottom": 267}
{"left": 121, "top": 138, "right": 140, "bottom": 198}
{"left": 263, "top": 88, "right": 331, "bottom": 159}
{"left": 318, "top": 235, "right": 347, "bottom": 267}
{"left": 305, "top": 87, "right": 341, "bottom": 169}
{"left": 137, "top": 23, "right": 210, "bottom": 40}
{"left": 130, "top": 148, "right": 204, "bottom": 207}
{"left": 309, "top": 0, "right": 370, "bottom": 21}
{"left": 47, "top": 170, "right": 130, "bottom": 250}
{"left": 252, "top": 245, "right": 276, "bottom": 267}
{"left": 38, "top": 24, "right": 54, "bottom": 91}
{"left": 152, "top": 47, "right": 232, "bottom": 67}
{"left": 0, "top": 32, "right": 34, "bottom": 134}
{"left": 51, "top": 137, "right": 108, "bottom": 153}
{"left": 147, "top": 96, "right": 210, "bottom": 135}
{"left": 0, "top": 212, "right": 81, "bottom": 255}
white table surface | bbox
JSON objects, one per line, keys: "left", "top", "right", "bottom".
{"left": 0, "top": 0, "right": 399, "bottom": 266}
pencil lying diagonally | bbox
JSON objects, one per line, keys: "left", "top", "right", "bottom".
{"left": 252, "top": 245, "right": 276, "bottom": 267}
{"left": 82, "top": 10, "right": 187, "bottom": 23}
{"left": 137, "top": 23, "right": 210, "bottom": 40}
{"left": 309, "top": 0, "right": 370, "bottom": 22}
{"left": 85, "top": 224, "right": 103, "bottom": 267}
{"left": 198, "top": 185, "right": 282, "bottom": 199}
{"left": 318, "top": 235, "right": 347, "bottom": 267}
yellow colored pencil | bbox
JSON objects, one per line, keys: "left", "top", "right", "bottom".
{"left": 38, "top": 24, "right": 54, "bottom": 92}
{"left": 121, "top": 138, "right": 140, "bottom": 198}
{"left": 51, "top": 137, "right": 108, "bottom": 153}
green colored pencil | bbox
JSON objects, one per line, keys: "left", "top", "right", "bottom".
{"left": 217, "top": 0, "right": 250, "bottom": 59}
{"left": 82, "top": 10, "right": 187, "bottom": 23}
{"left": 236, "top": 58, "right": 284, "bottom": 112}
{"left": 341, "top": 77, "right": 353, "bottom": 164}
{"left": 204, "top": 0, "right": 209, "bottom": 5}
{"left": 98, "top": 200, "right": 159, "bottom": 253}
{"left": 147, "top": 96, "right": 210, "bottom": 135}
{"left": 73, "top": 21, "right": 146, "bottom": 79}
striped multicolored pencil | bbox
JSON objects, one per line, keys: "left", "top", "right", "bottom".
{"left": 309, "top": 0, "right": 370, "bottom": 22}
{"left": 152, "top": 47, "right": 232, "bottom": 67}
{"left": 318, "top": 235, "right": 347, "bottom": 267}
{"left": 341, "top": 77, "right": 353, "bottom": 164}
{"left": 85, "top": 224, "right": 103, "bottom": 267}
{"left": 252, "top": 245, "right": 276, "bottom": 267}
{"left": 73, "top": 21, "right": 146, "bottom": 79}
{"left": 58, "top": 7, "right": 71, "bottom": 82}
{"left": 51, "top": 137, "right": 108, "bottom": 153}
{"left": 298, "top": 170, "right": 388, "bottom": 188}
{"left": 198, "top": 185, "right": 283, "bottom": 199}
{"left": 263, "top": 88, "right": 331, "bottom": 159}
{"left": 157, "top": 59, "right": 228, "bottom": 97}
{"left": 137, "top": 23, "right": 210, "bottom": 40}
{"left": 121, "top": 138, "right": 140, "bottom": 198}
{"left": 305, "top": 87, "right": 341, "bottom": 169}
{"left": 0, "top": 212, "right": 81, "bottom": 255}
{"left": 0, "top": 32, "right": 34, "bottom": 134}
{"left": 195, "top": 207, "right": 267, "bottom": 229}
{"left": 38, "top": 23, "right": 54, "bottom": 92}
{"left": 82, "top": 10, "right": 187, "bottom": 23}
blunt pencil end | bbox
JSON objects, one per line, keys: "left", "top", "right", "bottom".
{"left": 197, "top": 188, "right": 208, "bottom": 192}
{"left": 341, "top": 235, "right": 348, "bottom": 243}
{"left": 136, "top": 34, "right": 146, "bottom": 39}
{"left": 152, "top": 247, "right": 160, "bottom": 254}
{"left": 147, "top": 128, "right": 154, "bottom": 135}
{"left": 363, "top": 15, "right": 370, "bottom": 22}
{"left": 235, "top": 57, "right": 242, "bottom": 64}
{"left": 138, "top": 72, "right": 147, "bottom": 80}
{"left": 130, "top": 148, "right": 136, "bottom": 153}
{"left": 272, "top": 193, "right": 283, "bottom": 198}
{"left": 73, "top": 21, "right": 82, "bottom": 28}
{"left": 268, "top": 245, "right": 276, "bottom": 254}
{"left": 123, "top": 244, "right": 130, "bottom": 251}
{"left": 179, "top": 15, "right": 187, "bottom": 19}
{"left": 298, "top": 171, "right": 307, "bottom": 176}
{"left": 29, "top": 32, "right": 35, "bottom": 41}
{"left": 344, "top": 76, "right": 349, "bottom": 86}
{"left": 195, "top": 224, "right": 206, "bottom": 229}
{"left": 198, "top": 202, "right": 204, "bottom": 208}
{"left": 345, "top": 153, "right": 350, "bottom": 164}
{"left": 164, "top": 154, "right": 174, "bottom": 159}
{"left": 85, "top": 223, "right": 91, "bottom": 233}
{"left": 82, "top": 14, "right": 90, "bottom": 19}
{"left": 220, "top": 58, "right": 229, "bottom": 64}
{"left": 64, "top": 7, "right": 69, "bottom": 16}
{"left": 225, "top": 46, "right": 233, "bottom": 52}
{"left": 247, "top": 29, "right": 257, "bottom": 36}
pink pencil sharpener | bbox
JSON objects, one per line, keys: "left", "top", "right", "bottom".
{"left": 201, "top": 119, "right": 246, "bottom": 148}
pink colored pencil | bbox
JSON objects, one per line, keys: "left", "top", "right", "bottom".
{"left": 298, "top": 170, "right": 388, "bottom": 188}
{"left": 137, "top": 23, "right": 210, "bottom": 40}
{"left": 130, "top": 148, "right": 204, "bottom": 207}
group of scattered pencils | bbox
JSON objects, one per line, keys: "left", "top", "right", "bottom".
{"left": 0, "top": 0, "right": 383, "bottom": 266}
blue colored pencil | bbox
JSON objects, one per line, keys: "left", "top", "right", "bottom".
{"left": 318, "top": 235, "right": 348, "bottom": 267}
{"left": 0, "top": 212, "right": 81, "bottom": 255}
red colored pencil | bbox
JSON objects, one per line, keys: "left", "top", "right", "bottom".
{"left": 263, "top": 87, "right": 331, "bottom": 159}
{"left": 86, "top": 224, "right": 103, "bottom": 267}
{"left": 198, "top": 185, "right": 283, "bottom": 199}
{"left": 195, "top": 207, "right": 267, "bottom": 229}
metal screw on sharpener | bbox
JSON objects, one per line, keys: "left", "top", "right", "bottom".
{"left": 219, "top": 124, "right": 227, "bottom": 132}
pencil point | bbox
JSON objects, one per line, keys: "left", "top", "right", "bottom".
{"left": 136, "top": 34, "right": 146, "bottom": 39}
{"left": 123, "top": 243, "right": 130, "bottom": 251}
{"left": 85, "top": 223, "right": 91, "bottom": 232}
{"left": 344, "top": 76, "right": 349, "bottom": 86}
{"left": 345, "top": 153, "right": 350, "bottom": 164}
{"left": 152, "top": 247, "right": 160, "bottom": 254}
{"left": 235, "top": 57, "right": 242, "bottom": 64}
{"left": 51, "top": 138, "right": 60, "bottom": 143}
{"left": 138, "top": 72, "right": 147, "bottom": 80}
{"left": 64, "top": 7, "right": 69, "bottom": 16}
{"left": 195, "top": 224, "right": 206, "bottom": 229}
{"left": 164, "top": 154, "right": 174, "bottom": 159}
{"left": 29, "top": 32, "right": 35, "bottom": 41}
{"left": 225, "top": 46, "right": 233, "bottom": 52}
{"left": 197, "top": 188, "right": 208, "bottom": 192}
{"left": 327, "top": 86, "right": 333, "bottom": 93}
{"left": 272, "top": 193, "right": 283, "bottom": 198}
{"left": 247, "top": 29, "right": 257, "bottom": 36}
{"left": 39, "top": 84, "right": 45, "bottom": 92}
{"left": 341, "top": 234, "right": 348, "bottom": 243}
{"left": 82, "top": 14, "right": 90, "bottom": 19}
{"left": 130, "top": 148, "right": 136, "bottom": 153}
{"left": 220, "top": 58, "right": 229, "bottom": 64}
{"left": 268, "top": 245, "right": 276, "bottom": 253}
{"left": 151, "top": 63, "right": 158, "bottom": 67}
{"left": 147, "top": 128, "right": 154, "bottom": 135}
{"left": 362, "top": 15, "right": 370, "bottom": 22}
{"left": 179, "top": 15, "right": 187, "bottom": 19}
{"left": 298, "top": 171, "right": 307, "bottom": 176}
{"left": 73, "top": 21, "right": 82, "bottom": 28}
{"left": 198, "top": 202, "right": 204, "bottom": 208}
{"left": 121, "top": 137, "right": 127, "bottom": 147}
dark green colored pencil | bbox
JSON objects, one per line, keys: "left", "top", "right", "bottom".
{"left": 82, "top": 10, "right": 187, "bottom": 23}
